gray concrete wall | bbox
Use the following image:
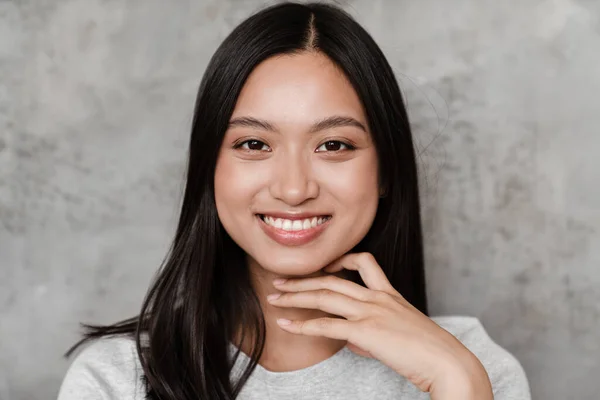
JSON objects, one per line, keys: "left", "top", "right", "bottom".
{"left": 1, "top": 0, "right": 598, "bottom": 398}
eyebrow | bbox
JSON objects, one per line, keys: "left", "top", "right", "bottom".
{"left": 228, "top": 115, "right": 367, "bottom": 134}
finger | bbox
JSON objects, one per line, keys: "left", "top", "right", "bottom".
{"left": 273, "top": 274, "right": 377, "bottom": 303}
{"left": 267, "top": 290, "right": 369, "bottom": 320}
{"left": 276, "top": 316, "right": 352, "bottom": 341}
{"left": 324, "top": 252, "right": 397, "bottom": 294}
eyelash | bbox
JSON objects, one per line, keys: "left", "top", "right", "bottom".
{"left": 233, "top": 139, "right": 356, "bottom": 152}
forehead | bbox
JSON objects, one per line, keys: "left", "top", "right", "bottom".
{"left": 231, "top": 52, "right": 366, "bottom": 124}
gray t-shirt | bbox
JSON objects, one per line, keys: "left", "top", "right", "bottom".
{"left": 57, "top": 316, "right": 531, "bottom": 399}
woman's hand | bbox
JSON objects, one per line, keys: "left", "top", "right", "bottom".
{"left": 266, "top": 252, "right": 494, "bottom": 400}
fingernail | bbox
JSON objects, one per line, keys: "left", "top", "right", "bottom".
{"left": 267, "top": 293, "right": 281, "bottom": 301}
{"left": 277, "top": 318, "right": 291, "bottom": 326}
{"left": 273, "top": 278, "right": 287, "bottom": 285}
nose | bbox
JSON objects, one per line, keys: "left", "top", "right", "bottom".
{"left": 269, "top": 152, "right": 319, "bottom": 206}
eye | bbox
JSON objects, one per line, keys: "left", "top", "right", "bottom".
{"left": 316, "top": 140, "right": 355, "bottom": 152}
{"left": 235, "top": 139, "right": 271, "bottom": 151}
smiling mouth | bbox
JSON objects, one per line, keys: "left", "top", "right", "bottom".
{"left": 257, "top": 214, "right": 332, "bottom": 231}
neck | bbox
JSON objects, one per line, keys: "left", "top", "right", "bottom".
{"left": 233, "top": 258, "right": 350, "bottom": 372}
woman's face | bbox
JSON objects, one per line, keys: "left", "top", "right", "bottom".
{"left": 214, "top": 52, "right": 380, "bottom": 276}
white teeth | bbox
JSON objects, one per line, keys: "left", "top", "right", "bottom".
{"left": 262, "top": 215, "right": 330, "bottom": 231}
{"left": 292, "top": 220, "right": 303, "bottom": 231}
{"left": 282, "top": 219, "right": 292, "bottom": 230}
{"left": 303, "top": 219, "right": 311, "bottom": 230}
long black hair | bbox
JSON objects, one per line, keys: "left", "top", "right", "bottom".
{"left": 65, "top": 2, "right": 428, "bottom": 399}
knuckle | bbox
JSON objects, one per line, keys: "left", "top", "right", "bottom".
{"left": 360, "top": 290, "right": 377, "bottom": 303}
{"left": 315, "top": 318, "right": 332, "bottom": 331}
{"left": 317, "top": 318, "right": 331, "bottom": 330}
{"left": 359, "top": 317, "right": 381, "bottom": 333}
{"left": 359, "top": 252, "right": 376, "bottom": 264}
{"left": 372, "top": 290, "right": 390, "bottom": 303}
{"left": 322, "top": 275, "right": 338, "bottom": 288}
{"left": 316, "top": 289, "right": 331, "bottom": 307}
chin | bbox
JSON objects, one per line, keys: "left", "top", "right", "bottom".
{"left": 251, "top": 252, "right": 331, "bottom": 276}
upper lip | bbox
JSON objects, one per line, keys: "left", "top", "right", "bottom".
{"left": 257, "top": 211, "right": 332, "bottom": 220}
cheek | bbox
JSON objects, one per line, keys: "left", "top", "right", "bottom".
{"left": 316, "top": 154, "right": 380, "bottom": 238}
{"left": 318, "top": 155, "right": 380, "bottom": 208}
{"left": 214, "top": 155, "right": 270, "bottom": 231}
{"left": 214, "top": 157, "right": 253, "bottom": 220}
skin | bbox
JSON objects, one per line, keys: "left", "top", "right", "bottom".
{"left": 214, "top": 51, "right": 379, "bottom": 371}
{"left": 213, "top": 51, "right": 493, "bottom": 399}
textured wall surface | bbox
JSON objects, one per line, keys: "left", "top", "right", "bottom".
{"left": 1, "top": 0, "right": 599, "bottom": 399}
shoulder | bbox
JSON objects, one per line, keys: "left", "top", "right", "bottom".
{"left": 430, "top": 315, "right": 531, "bottom": 400}
{"left": 57, "top": 336, "right": 145, "bottom": 400}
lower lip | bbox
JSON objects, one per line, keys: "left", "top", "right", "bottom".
{"left": 257, "top": 215, "right": 331, "bottom": 246}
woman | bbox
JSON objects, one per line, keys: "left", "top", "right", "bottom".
{"left": 57, "top": 2, "right": 530, "bottom": 399}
